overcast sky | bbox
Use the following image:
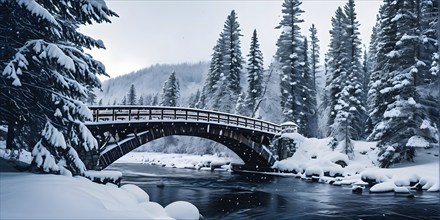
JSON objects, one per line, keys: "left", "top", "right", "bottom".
{"left": 81, "top": 0, "right": 382, "bottom": 79}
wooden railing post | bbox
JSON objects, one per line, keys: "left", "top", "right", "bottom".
{"left": 207, "top": 112, "right": 210, "bottom": 122}
{"left": 218, "top": 113, "right": 220, "bottom": 123}
{"left": 95, "top": 109, "right": 99, "bottom": 122}
{"left": 185, "top": 110, "right": 188, "bottom": 120}
{"left": 174, "top": 109, "right": 177, "bottom": 119}
{"left": 112, "top": 108, "right": 115, "bottom": 121}
{"left": 161, "top": 109, "right": 164, "bottom": 120}
{"left": 128, "top": 109, "right": 131, "bottom": 121}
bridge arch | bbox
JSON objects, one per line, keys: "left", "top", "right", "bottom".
{"left": 84, "top": 106, "right": 281, "bottom": 171}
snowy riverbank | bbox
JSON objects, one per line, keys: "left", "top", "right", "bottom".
{"left": 0, "top": 141, "right": 200, "bottom": 220}
{"left": 115, "top": 151, "right": 243, "bottom": 170}
{"left": 116, "top": 140, "right": 439, "bottom": 193}
{"left": 271, "top": 134, "right": 439, "bottom": 192}
{"left": 0, "top": 172, "right": 200, "bottom": 219}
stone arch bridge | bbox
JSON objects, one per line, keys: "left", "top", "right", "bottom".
{"left": 84, "top": 106, "right": 281, "bottom": 171}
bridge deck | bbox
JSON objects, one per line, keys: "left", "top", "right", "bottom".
{"left": 88, "top": 106, "right": 282, "bottom": 134}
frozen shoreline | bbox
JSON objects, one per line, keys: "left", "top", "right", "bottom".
{"left": 116, "top": 141, "right": 439, "bottom": 193}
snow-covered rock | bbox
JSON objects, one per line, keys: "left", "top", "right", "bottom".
{"left": 361, "top": 170, "right": 390, "bottom": 186}
{"left": 394, "top": 186, "right": 410, "bottom": 194}
{"left": 370, "top": 181, "right": 396, "bottom": 193}
{"left": 165, "top": 201, "right": 200, "bottom": 220}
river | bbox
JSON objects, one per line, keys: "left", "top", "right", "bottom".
{"left": 108, "top": 163, "right": 439, "bottom": 219}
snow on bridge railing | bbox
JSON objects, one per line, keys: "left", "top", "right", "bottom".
{"left": 88, "top": 106, "right": 282, "bottom": 133}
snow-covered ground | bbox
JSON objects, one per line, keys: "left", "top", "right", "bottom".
{"left": 272, "top": 134, "right": 439, "bottom": 192}
{"left": 0, "top": 172, "right": 199, "bottom": 219}
{"left": 0, "top": 141, "right": 200, "bottom": 220}
{"left": 115, "top": 151, "right": 242, "bottom": 170}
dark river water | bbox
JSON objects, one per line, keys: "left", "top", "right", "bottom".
{"left": 108, "top": 163, "right": 440, "bottom": 220}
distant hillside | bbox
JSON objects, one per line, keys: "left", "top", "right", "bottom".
{"left": 97, "top": 62, "right": 209, "bottom": 105}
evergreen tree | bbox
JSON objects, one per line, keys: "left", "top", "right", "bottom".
{"left": 246, "top": 29, "right": 264, "bottom": 115}
{"left": 113, "top": 99, "right": 117, "bottom": 105}
{"left": 151, "top": 93, "right": 159, "bottom": 106}
{"left": 98, "top": 99, "right": 103, "bottom": 106}
{"left": 138, "top": 95, "right": 144, "bottom": 105}
{"left": 368, "top": 0, "right": 439, "bottom": 167}
{"left": 203, "top": 10, "right": 243, "bottom": 113}
{"left": 366, "top": 16, "right": 381, "bottom": 135}
{"left": 203, "top": 38, "right": 224, "bottom": 99}
{"left": 326, "top": 7, "right": 348, "bottom": 136}
{"left": 325, "top": 1, "right": 367, "bottom": 158}
{"left": 275, "top": 0, "right": 306, "bottom": 130}
{"left": 0, "top": 0, "right": 117, "bottom": 174}
{"left": 160, "top": 71, "right": 180, "bottom": 107}
{"left": 196, "top": 92, "right": 206, "bottom": 109}
{"left": 188, "top": 90, "right": 201, "bottom": 108}
{"left": 309, "top": 24, "right": 320, "bottom": 92}
{"left": 127, "top": 84, "right": 137, "bottom": 105}
{"left": 342, "top": 0, "right": 367, "bottom": 139}
{"left": 121, "top": 96, "right": 127, "bottom": 105}
{"left": 301, "top": 37, "right": 317, "bottom": 137}
{"left": 234, "top": 92, "right": 248, "bottom": 116}
{"left": 221, "top": 10, "right": 243, "bottom": 97}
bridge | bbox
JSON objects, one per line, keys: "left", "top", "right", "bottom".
{"left": 83, "top": 106, "right": 282, "bottom": 171}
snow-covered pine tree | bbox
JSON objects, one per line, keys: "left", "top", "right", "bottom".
{"left": 195, "top": 92, "right": 206, "bottom": 109}
{"left": 221, "top": 10, "right": 243, "bottom": 99}
{"left": 204, "top": 10, "right": 243, "bottom": 113}
{"left": 368, "top": 0, "right": 439, "bottom": 167}
{"left": 301, "top": 37, "right": 318, "bottom": 137}
{"left": 326, "top": 1, "right": 367, "bottom": 157}
{"left": 151, "top": 93, "right": 159, "bottom": 106}
{"left": 203, "top": 38, "right": 224, "bottom": 101}
{"left": 127, "top": 84, "right": 137, "bottom": 105}
{"left": 366, "top": 15, "right": 383, "bottom": 135}
{"left": 326, "top": 7, "right": 348, "bottom": 136}
{"left": 234, "top": 92, "right": 248, "bottom": 116}
{"left": 309, "top": 24, "right": 320, "bottom": 92}
{"left": 121, "top": 96, "right": 127, "bottom": 105}
{"left": 341, "top": 0, "right": 367, "bottom": 139}
{"left": 188, "top": 89, "right": 201, "bottom": 108}
{"left": 275, "top": 0, "right": 306, "bottom": 130}
{"left": 160, "top": 71, "right": 180, "bottom": 107}
{"left": 138, "top": 95, "right": 144, "bottom": 105}
{"left": 245, "top": 29, "right": 264, "bottom": 115}
{"left": 0, "top": 0, "right": 117, "bottom": 175}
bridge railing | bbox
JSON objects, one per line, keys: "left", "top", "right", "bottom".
{"left": 88, "top": 106, "right": 282, "bottom": 133}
